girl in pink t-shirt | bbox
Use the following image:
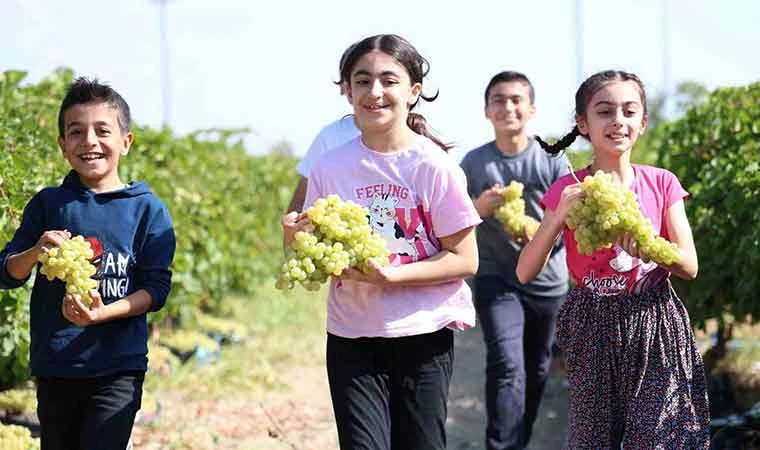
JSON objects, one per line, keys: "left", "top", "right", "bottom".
{"left": 281, "top": 34, "right": 480, "bottom": 450}
{"left": 516, "top": 70, "right": 709, "bottom": 449}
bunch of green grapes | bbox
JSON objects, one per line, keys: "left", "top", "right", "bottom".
{"left": 566, "top": 171, "right": 680, "bottom": 265}
{"left": 494, "top": 181, "right": 540, "bottom": 238}
{"left": 38, "top": 235, "right": 98, "bottom": 307}
{"left": 0, "top": 423, "right": 40, "bottom": 450}
{"left": 0, "top": 388, "right": 37, "bottom": 414}
{"left": 276, "top": 195, "right": 390, "bottom": 291}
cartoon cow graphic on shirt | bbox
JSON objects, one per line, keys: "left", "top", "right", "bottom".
{"left": 367, "top": 193, "right": 423, "bottom": 259}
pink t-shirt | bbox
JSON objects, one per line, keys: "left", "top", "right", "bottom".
{"left": 541, "top": 165, "right": 688, "bottom": 296}
{"left": 305, "top": 136, "right": 482, "bottom": 338}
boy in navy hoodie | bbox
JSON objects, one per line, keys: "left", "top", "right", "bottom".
{"left": 0, "top": 77, "right": 176, "bottom": 450}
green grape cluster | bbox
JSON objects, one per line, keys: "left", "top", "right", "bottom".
{"left": 0, "top": 388, "right": 36, "bottom": 414}
{"left": 38, "top": 235, "right": 98, "bottom": 307}
{"left": 494, "top": 181, "right": 540, "bottom": 238}
{"left": 566, "top": 171, "right": 680, "bottom": 265}
{"left": 276, "top": 195, "right": 391, "bottom": 291}
{"left": 0, "top": 423, "right": 40, "bottom": 450}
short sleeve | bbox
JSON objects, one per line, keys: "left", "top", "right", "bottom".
{"left": 303, "top": 163, "right": 324, "bottom": 210}
{"left": 663, "top": 169, "right": 689, "bottom": 208}
{"left": 429, "top": 162, "right": 481, "bottom": 238}
{"left": 295, "top": 132, "right": 329, "bottom": 177}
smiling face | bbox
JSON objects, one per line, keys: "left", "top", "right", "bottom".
{"left": 577, "top": 80, "right": 648, "bottom": 157}
{"left": 58, "top": 102, "right": 133, "bottom": 191}
{"left": 345, "top": 50, "right": 421, "bottom": 135}
{"left": 485, "top": 81, "right": 535, "bottom": 136}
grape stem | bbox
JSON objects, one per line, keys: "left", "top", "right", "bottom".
{"left": 567, "top": 162, "right": 582, "bottom": 184}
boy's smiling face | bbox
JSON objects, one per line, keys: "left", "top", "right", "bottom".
{"left": 58, "top": 102, "right": 133, "bottom": 192}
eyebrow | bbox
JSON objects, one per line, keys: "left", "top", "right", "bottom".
{"left": 66, "top": 120, "right": 114, "bottom": 130}
{"left": 593, "top": 100, "right": 641, "bottom": 107}
{"left": 352, "top": 69, "right": 401, "bottom": 78}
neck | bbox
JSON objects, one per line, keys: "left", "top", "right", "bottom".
{"left": 361, "top": 124, "right": 418, "bottom": 153}
{"left": 494, "top": 132, "right": 528, "bottom": 155}
{"left": 590, "top": 151, "right": 634, "bottom": 186}
{"left": 80, "top": 173, "right": 125, "bottom": 193}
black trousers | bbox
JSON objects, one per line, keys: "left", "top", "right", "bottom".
{"left": 327, "top": 328, "right": 454, "bottom": 450}
{"left": 36, "top": 371, "right": 144, "bottom": 450}
{"left": 474, "top": 276, "right": 565, "bottom": 450}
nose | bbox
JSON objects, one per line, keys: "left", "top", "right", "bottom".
{"left": 370, "top": 79, "right": 383, "bottom": 98}
{"left": 84, "top": 127, "right": 98, "bottom": 146}
{"left": 612, "top": 109, "right": 625, "bottom": 125}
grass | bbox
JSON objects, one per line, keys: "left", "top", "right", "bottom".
{"left": 144, "top": 282, "right": 328, "bottom": 399}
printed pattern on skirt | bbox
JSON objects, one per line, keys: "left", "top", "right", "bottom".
{"left": 556, "top": 282, "right": 710, "bottom": 449}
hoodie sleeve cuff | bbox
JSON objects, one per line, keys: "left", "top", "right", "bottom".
{"left": 0, "top": 253, "right": 30, "bottom": 289}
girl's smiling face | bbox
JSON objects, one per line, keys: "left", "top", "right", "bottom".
{"left": 577, "top": 80, "right": 648, "bottom": 157}
{"left": 346, "top": 50, "right": 421, "bottom": 134}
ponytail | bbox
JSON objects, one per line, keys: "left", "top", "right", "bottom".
{"left": 535, "top": 126, "right": 580, "bottom": 155}
{"left": 407, "top": 112, "right": 453, "bottom": 152}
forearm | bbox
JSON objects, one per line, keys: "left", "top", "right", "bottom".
{"left": 517, "top": 212, "right": 565, "bottom": 284}
{"left": 286, "top": 177, "right": 308, "bottom": 214}
{"left": 385, "top": 249, "right": 478, "bottom": 286}
{"left": 98, "top": 289, "right": 153, "bottom": 322}
{"left": 6, "top": 247, "right": 43, "bottom": 281}
{"left": 658, "top": 246, "right": 698, "bottom": 280}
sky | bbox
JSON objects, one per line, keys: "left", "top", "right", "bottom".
{"left": 2, "top": 0, "right": 759, "bottom": 162}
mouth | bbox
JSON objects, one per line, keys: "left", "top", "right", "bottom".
{"left": 606, "top": 132, "right": 629, "bottom": 140}
{"left": 78, "top": 152, "right": 106, "bottom": 162}
{"left": 364, "top": 104, "right": 389, "bottom": 112}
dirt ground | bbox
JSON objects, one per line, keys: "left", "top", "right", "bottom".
{"left": 132, "top": 324, "right": 569, "bottom": 450}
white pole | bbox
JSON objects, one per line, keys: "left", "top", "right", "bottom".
{"left": 159, "top": 0, "right": 171, "bottom": 128}
{"left": 576, "top": 0, "right": 584, "bottom": 87}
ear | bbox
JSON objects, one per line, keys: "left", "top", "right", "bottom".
{"left": 526, "top": 102, "right": 537, "bottom": 120}
{"left": 345, "top": 83, "right": 353, "bottom": 103}
{"left": 408, "top": 82, "right": 422, "bottom": 107}
{"left": 121, "top": 132, "right": 134, "bottom": 156}
{"left": 640, "top": 113, "right": 648, "bottom": 135}
{"left": 57, "top": 136, "right": 65, "bottom": 154}
{"left": 576, "top": 114, "right": 588, "bottom": 135}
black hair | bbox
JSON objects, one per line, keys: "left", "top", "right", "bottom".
{"left": 536, "top": 70, "right": 647, "bottom": 155}
{"left": 57, "top": 77, "right": 131, "bottom": 137}
{"left": 484, "top": 71, "right": 535, "bottom": 106}
{"left": 339, "top": 34, "right": 451, "bottom": 151}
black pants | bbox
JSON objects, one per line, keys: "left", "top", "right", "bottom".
{"left": 36, "top": 372, "right": 144, "bottom": 450}
{"left": 327, "top": 328, "right": 454, "bottom": 450}
{"left": 474, "top": 276, "right": 565, "bottom": 450}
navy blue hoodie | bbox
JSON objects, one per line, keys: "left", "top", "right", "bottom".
{"left": 0, "top": 170, "right": 176, "bottom": 378}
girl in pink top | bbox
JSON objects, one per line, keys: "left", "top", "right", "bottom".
{"left": 516, "top": 70, "right": 709, "bottom": 449}
{"left": 282, "top": 34, "right": 481, "bottom": 450}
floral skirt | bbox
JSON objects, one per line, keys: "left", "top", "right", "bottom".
{"left": 556, "top": 282, "right": 710, "bottom": 449}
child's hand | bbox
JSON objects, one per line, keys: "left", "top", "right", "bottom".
{"left": 514, "top": 223, "right": 536, "bottom": 245}
{"left": 616, "top": 232, "right": 651, "bottom": 263}
{"left": 338, "top": 259, "right": 395, "bottom": 286}
{"left": 555, "top": 184, "right": 585, "bottom": 221}
{"left": 62, "top": 290, "right": 105, "bottom": 327}
{"left": 474, "top": 184, "right": 504, "bottom": 218}
{"left": 34, "top": 229, "right": 72, "bottom": 254}
{"left": 281, "top": 211, "right": 314, "bottom": 248}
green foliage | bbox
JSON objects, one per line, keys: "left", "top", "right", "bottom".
{"left": 0, "top": 70, "right": 298, "bottom": 384}
{"left": 650, "top": 82, "right": 760, "bottom": 325}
